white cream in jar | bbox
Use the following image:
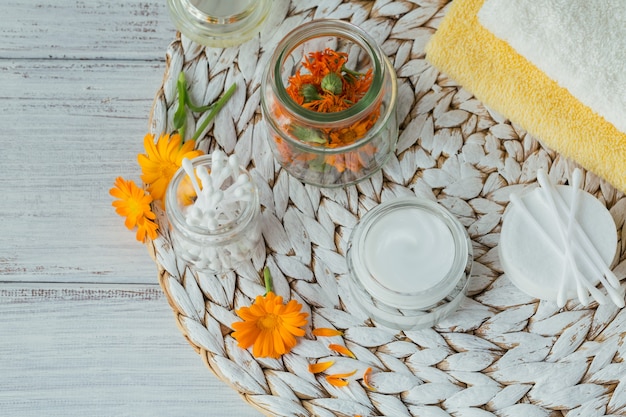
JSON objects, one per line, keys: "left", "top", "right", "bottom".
{"left": 347, "top": 197, "right": 473, "bottom": 330}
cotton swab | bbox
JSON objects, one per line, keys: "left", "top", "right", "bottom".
{"left": 536, "top": 170, "right": 624, "bottom": 307}
{"left": 174, "top": 151, "right": 261, "bottom": 273}
{"left": 536, "top": 170, "right": 611, "bottom": 305}
{"left": 556, "top": 169, "right": 584, "bottom": 307}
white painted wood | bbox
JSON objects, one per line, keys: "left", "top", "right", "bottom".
{"left": 1, "top": 0, "right": 175, "bottom": 60}
{"left": 0, "top": 59, "right": 163, "bottom": 283}
{"left": 0, "top": 0, "right": 260, "bottom": 414}
{"left": 0, "top": 284, "right": 261, "bottom": 417}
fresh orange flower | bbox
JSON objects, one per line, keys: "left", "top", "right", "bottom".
{"left": 110, "top": 177, "right": 158, "bottom": 242}
{"left": 362, "top": 367, "right": 376, "bottom": 391}
{"left": 312, "top": 328, "right": 343, "bottom": 337}
{"left": 232, "top": 291, "right": 308, "bottom": 359}
{"left": 308, "top": 360, "right": 335, "bottom": 374}
{"left": 325, "top": 370, "right": 357, "bottom": 387}
{"left": 137, "top": 133, "right": 203, "bottom": 201}
{"left": 328, "top": 344, "right": 356, "bottom": 359}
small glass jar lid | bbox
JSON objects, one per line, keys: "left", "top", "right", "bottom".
{"left": 167, "top": 0, "right": 272, "bottom": 48}
{"left": 346, "top": 197, "right": 473, "bottom": 330}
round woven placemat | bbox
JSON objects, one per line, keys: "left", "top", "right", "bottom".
{"left": 147, "top": 1, "right": 626, "bottom": 416}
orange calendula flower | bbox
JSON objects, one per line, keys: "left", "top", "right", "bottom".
{"left": 312, "top": 328, "right": 343, "bottom": 337}
{"left": 109, "top": 177, "right": 158, "bottom": 242}
{"left": 137, "top": 133, "right": 203, "bottom": 201}
{"left": 328, "top": 344, "right": 356, "bottom": 359}
{"left": 325, "top": 370, "right": 357, "bottom": 387}
{"left": 232, "top": 269, "right": 308, "bottom": 359}
{"left": 308, "top": 360, "right": 335, "bottom": 374}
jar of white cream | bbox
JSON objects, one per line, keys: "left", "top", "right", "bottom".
{"left": 346, "top": 197, "right": 473, "bottom": 330}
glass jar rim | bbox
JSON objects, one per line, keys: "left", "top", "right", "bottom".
{"left": 268, "top": 19, "right": 386, "bottom": 126}
{"left": 165, "top": 155, "right": 258, "bottom": 242}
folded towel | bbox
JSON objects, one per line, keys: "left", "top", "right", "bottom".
{"left": 479, "top": 0, "right": 626, "bottom": 134}
{"left": 425, "top": 0, "right": 626, "bottom": 194}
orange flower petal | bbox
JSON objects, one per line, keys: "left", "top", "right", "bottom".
{"left": 307, "top": 361, "right": 334, "bottom": 374}
{"left": 362, "top": 367, "right": 376, "bottom": 391}
{"left": 328, "top": 344, "right": 356, "bottom": 359}
{"left": 325, "top": 376, "right": 350, "bottom": 387}
{"left": 312, "top": 328, "right": 343, "bottom": 337}
{"left": 325, "top": 370, "right": 356, "bottom": 387}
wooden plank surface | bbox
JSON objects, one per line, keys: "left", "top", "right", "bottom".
{"left": 1, "top": 58, "right": 163, "bottom": 283}
{"left": 0, "top": 0, "right": 174, "bottom": 60}
{"left": 1, "top": 0, "right": 263, "bottom": 414}
{"left": 0, "top": 284, "right": 261, "bottom": 417}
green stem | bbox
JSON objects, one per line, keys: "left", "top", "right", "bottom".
{"left": 186, "top": 99, "right": 216, "bottom": 113}
{"left": 263, "top": 267, "right": 273, "bottom": 295}
{"left": 191, "top": 82, "right": 237, "bottom": 142}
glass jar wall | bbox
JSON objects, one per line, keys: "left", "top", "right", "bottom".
{"left": 165, "top": 154, "right": 262, "bottom": 274}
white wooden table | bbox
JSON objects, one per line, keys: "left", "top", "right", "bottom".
{"left": 0, "top": 1, "right": 261, "bottom": 415}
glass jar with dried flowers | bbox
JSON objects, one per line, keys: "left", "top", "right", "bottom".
{"left": 261, "top": 20, "right": 398, "bottom": 187}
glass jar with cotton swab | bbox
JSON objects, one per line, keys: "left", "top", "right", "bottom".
{"left": 165, "top": 151, "right": 262, "bottom": 274}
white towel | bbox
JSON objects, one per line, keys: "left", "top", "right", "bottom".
{"left": 478, "top": 0, "right": 626, "bottom": 134}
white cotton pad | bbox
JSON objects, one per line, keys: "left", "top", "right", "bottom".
{"left": 499, "top": 185, "right": 617, "bottom": 302}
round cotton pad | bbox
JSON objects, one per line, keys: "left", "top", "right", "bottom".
{"left": 499, "top": 185, "right": 617, "bottom": 302}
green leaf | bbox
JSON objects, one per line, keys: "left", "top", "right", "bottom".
{"left": 290, "top": 125, "right": 327, "bottom": 144}
{"left": 191, "top": 83, "right": 237, "bottom": 142}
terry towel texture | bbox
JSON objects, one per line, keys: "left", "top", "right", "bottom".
{"left": 479, "top": 0, "right": 626, "bottom": 134}
{"left": 424, "top": 0, "right": 626, "bottom": 194}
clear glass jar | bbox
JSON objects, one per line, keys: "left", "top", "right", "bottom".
{"left": 260, "top": 20, "right": 398, "bottom": 187}
{"left": 346, "top": 197, "right": 473, "bottom": 330}
{"left": 167, "top": 0, "right": 272, "bottom": 48}
{"left": 165, "top": 155, "right": 262, "bottom": 274}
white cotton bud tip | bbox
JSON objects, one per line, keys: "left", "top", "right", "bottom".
{"left": 182, "top": 157, "right": 194, "bottom": 177}
{"left": 212, "top": 149, "right": 226, "bottom": 168}
{"left": 188, "top": 206, "right": 202, "bottom": 220}
{"left": 236, "top": 173, "right": 249, "bottom": 186}
{"left": 228, "top": 154, "right": 239, "bottom": 171}
{"left": 210, "top": 189, "right": 224, "bottom": 206}
{"left": 197, "top": 167, "right": 212, "bottom": 190}
{"left": 207, "top": 217, "right": 218, "bottom": 230}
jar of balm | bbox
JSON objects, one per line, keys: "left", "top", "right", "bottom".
{"left": 166, "top": 0, "right": 272, "bottom": 47}
{"left": 260, "top": 19, "right": 398, "bottom": 187}
{"left": 346, "top": 197, "right": 473, "bottom": 330}
{"left": 165, "top": 152, "right": 262, "bottom": 274}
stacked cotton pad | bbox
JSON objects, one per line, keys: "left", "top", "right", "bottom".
{"left": 500, "top": 169, "right": 623, "bottom": 307}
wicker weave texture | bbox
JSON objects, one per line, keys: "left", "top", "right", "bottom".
{"left": 148, "top": 1, "right": 626, "bottom": 416}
